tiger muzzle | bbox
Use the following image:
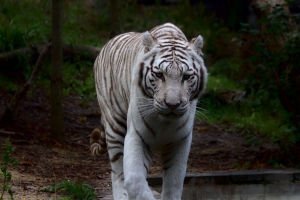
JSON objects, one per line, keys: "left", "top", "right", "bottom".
{"left": 165, "top": 100, "right": 181, "bottom": 110}
{"left": 164, "top": 88, "right": 182, "bottom": 111}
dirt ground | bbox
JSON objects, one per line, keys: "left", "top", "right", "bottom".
{"left": 0, "top": 89, "right": 280, "bottom": 199}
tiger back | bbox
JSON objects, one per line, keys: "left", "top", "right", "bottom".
{"left": 91, "top": 23, "right": 207, "bottom": 200}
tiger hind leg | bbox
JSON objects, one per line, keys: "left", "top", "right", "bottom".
{"left": 106, "top": 127, "right": 128, "bottom": 200}
{"left": 90, "top": 127, "right": 128, "bottom": 199}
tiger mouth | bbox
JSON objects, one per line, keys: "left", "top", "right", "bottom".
{"left": 159, "top": 111, "right": 185, "bottom": 118}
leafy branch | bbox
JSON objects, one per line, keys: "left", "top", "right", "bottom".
{"left": 240, "top": 0, "right": 300, "bottom": 147}
{"left": 0, "top": 138, "right": 18, "bottom": 200}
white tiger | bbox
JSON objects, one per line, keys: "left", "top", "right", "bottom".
{"left": 90, "top": 23, "right": 207, "bottom": 200}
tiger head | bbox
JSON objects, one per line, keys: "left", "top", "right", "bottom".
{"left": 136, "top": 30, "right": 207, "bottom": 120}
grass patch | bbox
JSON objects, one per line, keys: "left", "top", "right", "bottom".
{"left": 63, "top": 61, "right": 95, "bottom": 99}
{"left": 199, "top": 69, "right": 293, "bottom": 146}
{"left": 207, "top": 75, "right": 241, "bottom": 91}
{"left": 43, "top": 180, "right": 96, "bottom": 200}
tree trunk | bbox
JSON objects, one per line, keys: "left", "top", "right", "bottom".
{"left": 109, "top": 0, "right": 124, "bottom": 39}
{"left": 51, "top": 0, "right": 65, "bottom": 143}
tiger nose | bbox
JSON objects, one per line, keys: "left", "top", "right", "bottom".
{"left": 165, "top": 101, "right": 181, "bottom": 110}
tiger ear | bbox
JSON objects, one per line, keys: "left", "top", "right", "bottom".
{"left": 190, "top": 35, "right": 204, "bottom": 56}
{"left": 143, "top": 31, "right": 156, "bottom": 53}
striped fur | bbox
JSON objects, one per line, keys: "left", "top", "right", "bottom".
{"left": 91, "top": 23, "right": 207, "bottom": 200}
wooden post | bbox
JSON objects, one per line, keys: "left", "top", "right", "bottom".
{"left": 51, "top": 0, "right": 65, "bottom": 142}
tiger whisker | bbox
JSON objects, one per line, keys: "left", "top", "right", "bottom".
{"left": 195, "top": 106, "right": 211, "bottom": 125}
{"left": 139, "top": 108, "right": 158, "bottom": 120}
{"left": 137, "top": 104, "right": 154, "bottom": 108}
{"left": 147, "top": 110, "right": 159, "bottom": 120}
{"left": 137, "top": 97, "right": 154, "bottom": 102}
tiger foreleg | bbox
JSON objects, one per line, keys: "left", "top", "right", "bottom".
{"left": 123, "top": 126, "right": 155, "bottom": 200}
{"left": 161, "top": 132, "right": 192, "bottom": 200}
{"left": 109, "top": 154, "right": 128, "bottom": 200}
{"left": 106, "top": 133, "right": 128, "bottom": 200}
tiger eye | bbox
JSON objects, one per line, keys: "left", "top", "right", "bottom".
{"left": 155, "top": 72, "right": 164, "bottom": 78}
{"left": 183, "top": 74, "right": 191, "bottom": 80}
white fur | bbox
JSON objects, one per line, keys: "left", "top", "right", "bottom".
{"left": 93, "top": 23, "right": 207, "bottom": 200}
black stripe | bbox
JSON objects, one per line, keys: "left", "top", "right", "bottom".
{"left": 141, "top": 114, "right": 156, "bottom": 137}
{"left": 107, "top": 120, "right": 125, "bottom": 138}
{"left": 159, "top": 48, "right": 170, "bottom": 54}
{"left": 159, "top": 44, "right": 186, "bottom": 48}
{"left": 162, "top": 157, "right": 172, "bottom": 167}
{"left": 111, "top": 152, "right": 123, "bottom": 162}
{"left": 106, "top": 131, "right": 116, "bottom": 139}
{"left": 161, "top": 54, "right": 173, "bottom": 59}
{"left": 174, "top": 48, "right": 188, "bottom": 56}
{"left": 107, "top": 146, "right": 122, "bottom": 150}
{"left": 144, "top": 67, "right": 153, "bottom": 97}
{"left": 150, "top": 55, "right": 156, "bottom": 67}
{"left": 107, "top": 146, "right": 123, "bottom": 150}
{"left": 199, "top": 67, "right": 205, "bottom": 93}
{"left": 110, "top": 34, "right": 129, "bottom": 50}
{"left": 159, "top": 36, "right": 185, "bottom": 41}
{"left": 114, "top": 116, "right": 127, "bottom": 131}
{"left": 152, "top": 25, "right": 180, "bottom": 33}
{"left": 139, "top": 63, "right": 152, "bottom": 98}
{"left": 174, "top": 53, "right": 188, "bottom": 61}
{"left": 139, "top": 62, "right": 145, "bottom": 87}
{"left": 192, "top": 62, "right": 198, "bottom": 71}
{"left": 191, "top": 67, "right": 204, "bottom": 100}
{"left": 155, "top": 33, "right": 173, "bottom": 38}
{"left": 117, "top": 172, "right": 124, "bottom": 179}
{"left": 132, "top": 116, "right": 152, "bottom": 158}
{"left": 161, "top": 149, "right": 173, "bottom": 159}
{"left": 110, "top": 89, "right": 125, "bottom": 120}
{"left": 144, "top": 163, "right": 149, "bottom": 172}
{"left": 162, "top": 165, "right": 171, "bottom": 171}
{"left": 106, "top": 138, "right": 124, "bottom": 146}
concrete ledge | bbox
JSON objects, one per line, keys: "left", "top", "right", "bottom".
{"left": 263, "top": 170, "right": 294, "bottom": 182}
{"left": 295, "top": 172, "right": 300, "bottom": 181}
{"left": 102, "top": 170, "right": 300, "bottom": 199}
{"left": 230, "top": 170, "right": 264, "bottom": 183}
{"left": 147, "top": 169, "right": 300, "bottom": 186}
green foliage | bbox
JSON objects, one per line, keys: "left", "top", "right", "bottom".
{"left": 94, "top": 1, "right": 235, "bottom": 60}
{"left": 208, "top": 58, "right": 242, "bottom": 86}
{"left": 31, "top": 59, "right": 95, "bottom": 100}
{"left": 0, "top": 0, "right": 51, "bottom": 50}
{"left": 63, "top": 61, "right": 95, "bottom": 99}
{"left": 238, "top": 2, "right": 300, "bottom": 147}
{"left": 0, "top": 0, "right": 297, "bottom": 146}
{"left": 0, "top": 138, "right": 18, "bottom": 200}
{"left": 200, "top": 71, "right": 291, "bottom": 145}
{"left": 0, "top": 0, "right": 51, "bottom": 92}
{"left": 0, "top": 76, "right": 19, "bottom": 94}
{"left": 43, "top": 180, "right": 96, "bottom": 200}
{"left": 269, "top": 157, "right": 286, "bottom": 169}
{"left": 63, "top": 1, "right": 103, "bottom": 46}
{"left": 0, "top": 21, "right": 27, "bottom": 53}
{"left": 0, "top": 0, "right": 103, "bottom": 49}
{"left": 0, "top": 0, "right": 234, "bottom": 98}
{"left": 234, "top": 161, "right": 251, "bottom": 170}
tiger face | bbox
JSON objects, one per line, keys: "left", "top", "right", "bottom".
{"left": 137, "top": 31, "right": 207, "bottom": 120}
